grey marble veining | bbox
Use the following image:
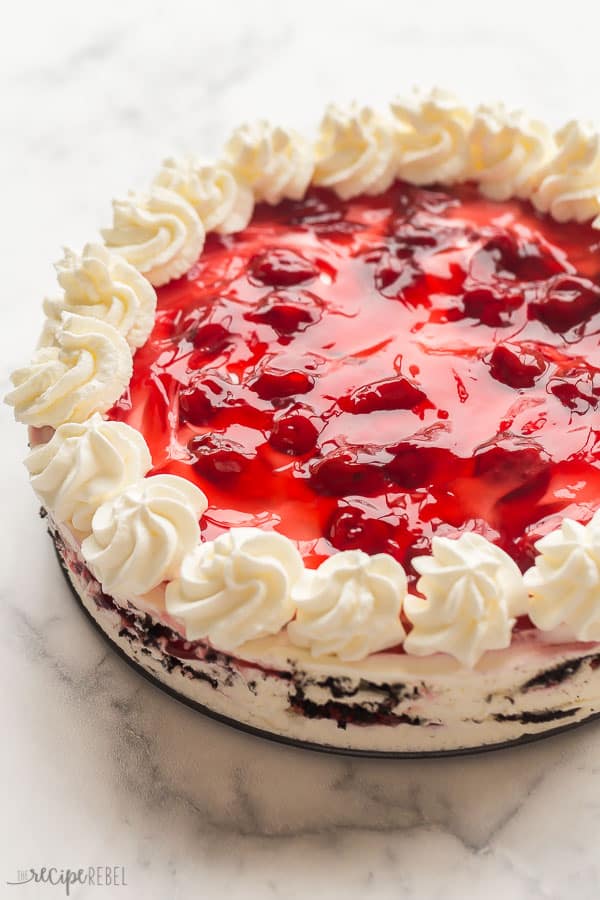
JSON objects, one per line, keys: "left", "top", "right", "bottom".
{"left": 2, "top": 2, "right": 600, "bottom": 897}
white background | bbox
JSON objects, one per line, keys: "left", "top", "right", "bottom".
{"left": 2, "top": 1, "right": 600, "bottom": 897}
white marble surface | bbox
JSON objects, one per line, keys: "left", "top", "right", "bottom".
{"left": 3, "top": 2, "right": 600, "bottom": 897}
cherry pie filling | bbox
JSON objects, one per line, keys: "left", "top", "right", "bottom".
{"left": 109, "top": 182, "right": 600, "bottom": 591}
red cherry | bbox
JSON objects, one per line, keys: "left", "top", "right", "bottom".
{"left": 246, "top": 289, "right": 321, "bottom": 335}
{"left": 328, "top": 505, "right": 394, "bottom": 554}
{"left": 189, "top": 433, "right": 252, "bottom": 482}
{"left": 178, "top": 376, "right": 232, "bottom": 426}
{"left": 471, "top": 444, "right": 553, "bottom": 535}
{"left": 512, "top": 241, "right": 564, "bottom": 281}
{"left": 338, "top": 377, "right": 426, "bottom": 414}
{"left": 475, "top": 233, "right": 565, "bottom": 281}
{"left": 386, "top": 444, "right": 452, "bottom": 489}
{"left": 551, "top": 379, "right": 599, "bottom": 413}
{"left": 478, "top": 234, "right": 521, "bottom": 276}
{"left": 394, "top": 228, "right": 437, "bottom": 257}
{"left": 248, "top": 249, "right": 319, "bottom": 287}
{"left": 179, "top": 385, "right": 215, "bottom": 426}
{"left": 269, "top": 412, "right": 319, "bottom": 455}
{"left": 488, "top": 344, "right": 546, "bottom": 389}
{"left": 192, "top": 322, "right": 230, "bottom": 352}
{"left": 374, "top": 254, "right": 422, "bottom": 298}
{"left": 474, "top": 445, "right": 551, "bottom": 504}
{"left": 310, "top": 449, "right": 388, "bottom": 497}
{"left": 500, "top": 535, "right": 538, "bottom": 574}
{"left": 530, "top": 275, "right": 600, "bottom": 332}
{"left": 249, "top": 370, "right": 314, "bottom": 401}
{"left": 462, "top": 287, "right": 524, "bottom": 326}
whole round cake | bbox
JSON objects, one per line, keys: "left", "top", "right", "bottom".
{"left": 8, "top": 90, "right": 600, "bottom": 755}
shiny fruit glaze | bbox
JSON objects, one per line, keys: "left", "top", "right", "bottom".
{"left": 109, "top": 182, "right": 600, "bottom": 580}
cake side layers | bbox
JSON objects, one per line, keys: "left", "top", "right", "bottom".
{"left": 50, "top": 514, "right": 600, "bottom": 754}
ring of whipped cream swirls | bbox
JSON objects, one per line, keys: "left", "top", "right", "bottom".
{"left": 6, "top": 88, "right": 600, "bottom": 667}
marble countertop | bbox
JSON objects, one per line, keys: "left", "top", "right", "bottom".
{"left": 2, "top": 2, "right": 600, "bottom": 897}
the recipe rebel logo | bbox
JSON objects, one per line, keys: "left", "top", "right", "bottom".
{"left": 6, "top": 866, "right": 128, "bottom": 895}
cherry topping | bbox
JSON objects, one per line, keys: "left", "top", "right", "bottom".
{"left": 328, "top": 505, "right": 398, "bottom": 555}
{"left": 269, "top": 411, "right": 319, "bottom": 455}
{"left": 386, "top": 444, "right": 452, "bottom": 490}
{"left": 189, "top": 433, "right": 252, "bottom": 482}
{"left": 472, "top": 233, "right": 562, "bottom": 282}
{"left": 512, "top": 241, "right": 564, "bottom": 281}
{"left": 170, "top": 309, "right": 206, "bottom": 344}
{"left": 502, "top": 535, "right": 538, "bottom": 575}
{"left": 245, "top": 289, "right": 321, "bottom": 336}
{"left": 192, "top": 322, "right": 231, "bottom": 353}
{"left": 286, "top": 192, "right": 345, "bottom": 227}
{"left": 178, "top": 375, "right": 237, "bottom": 426}
{"left": 248, "top": 248, "right": 319, "bottom": 287}
{"left": 310, "top": 449, "right": 388, "bottom": 497}
{"left": 393, "top": 226, "right": 438, "bottom": 257}
{"left": 249, "top": 369, "right": 314, "bottom": 401}
{"left": 479, "top": 234, "right": 521, "bottom": 276}
{"left": 488, "top": 344, "right": 546, "bottom": 389}
{"left": 338, "top": 377, "right": 426, "bottom": 414}
{"left": 179, "top": 383, "right": 216, "bottom": 426}
{"left": 473, "top": 444, "right": 551, "bottom": 512}
{"left": 463, "top": 287, "right": 524, "bottom": 326}
{"left": 530, "top": 275, "right": 600, "bottom": 332}
{"left": 374, "top": 254, "right": 422, "bottom": 299}
{"left": 112, "top": 181, "right": 600, "bottom": 570}
{"left": 550, "top": 377, "right": 600, "bottom": 413}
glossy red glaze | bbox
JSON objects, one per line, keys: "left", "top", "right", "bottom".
{"left": 108, "top": 182, "right": 600, "bottom": 578}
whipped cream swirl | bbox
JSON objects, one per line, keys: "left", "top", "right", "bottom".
{"left": 532, "top": 121, "right": 600, "bottom": 223}
{"left": 25, "top": 414, "right": 151, "bottom": 534}
{"left": 102, "top": 187, "right": 205, "bottom": 286}
{"left": 6, "top": 313, "right": 132, "bottom": 428}
{"left": 153, "top": 159, "right": 254, "bottom": 233}
{"left": 223, "top": 122, "right": 313, "bottom": 205}
{"left": 165, "top": 528, "right": 303, "bottom": 650}
{"left": 40, "top": 243, "right": 157, "bottom": 350}
{"left": 392, "top": 88, "right": 472, "bottom": 185}
{"left": 404, "top": 534, "right": 527, "bottom": 667}
{"left": 524, "top": 513, "right": 600, "bottom": 640}
{"left": 313, "top": 104, "right": 397, "bottom": 200}
{"left": 287, "top": 551, "right": 407, "bottom": 661}
{"left": 82, "top": 474, "right": 208, "bottom": 598}
{"left": 468, "top": 104, "right": 555, "bottom": 201}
